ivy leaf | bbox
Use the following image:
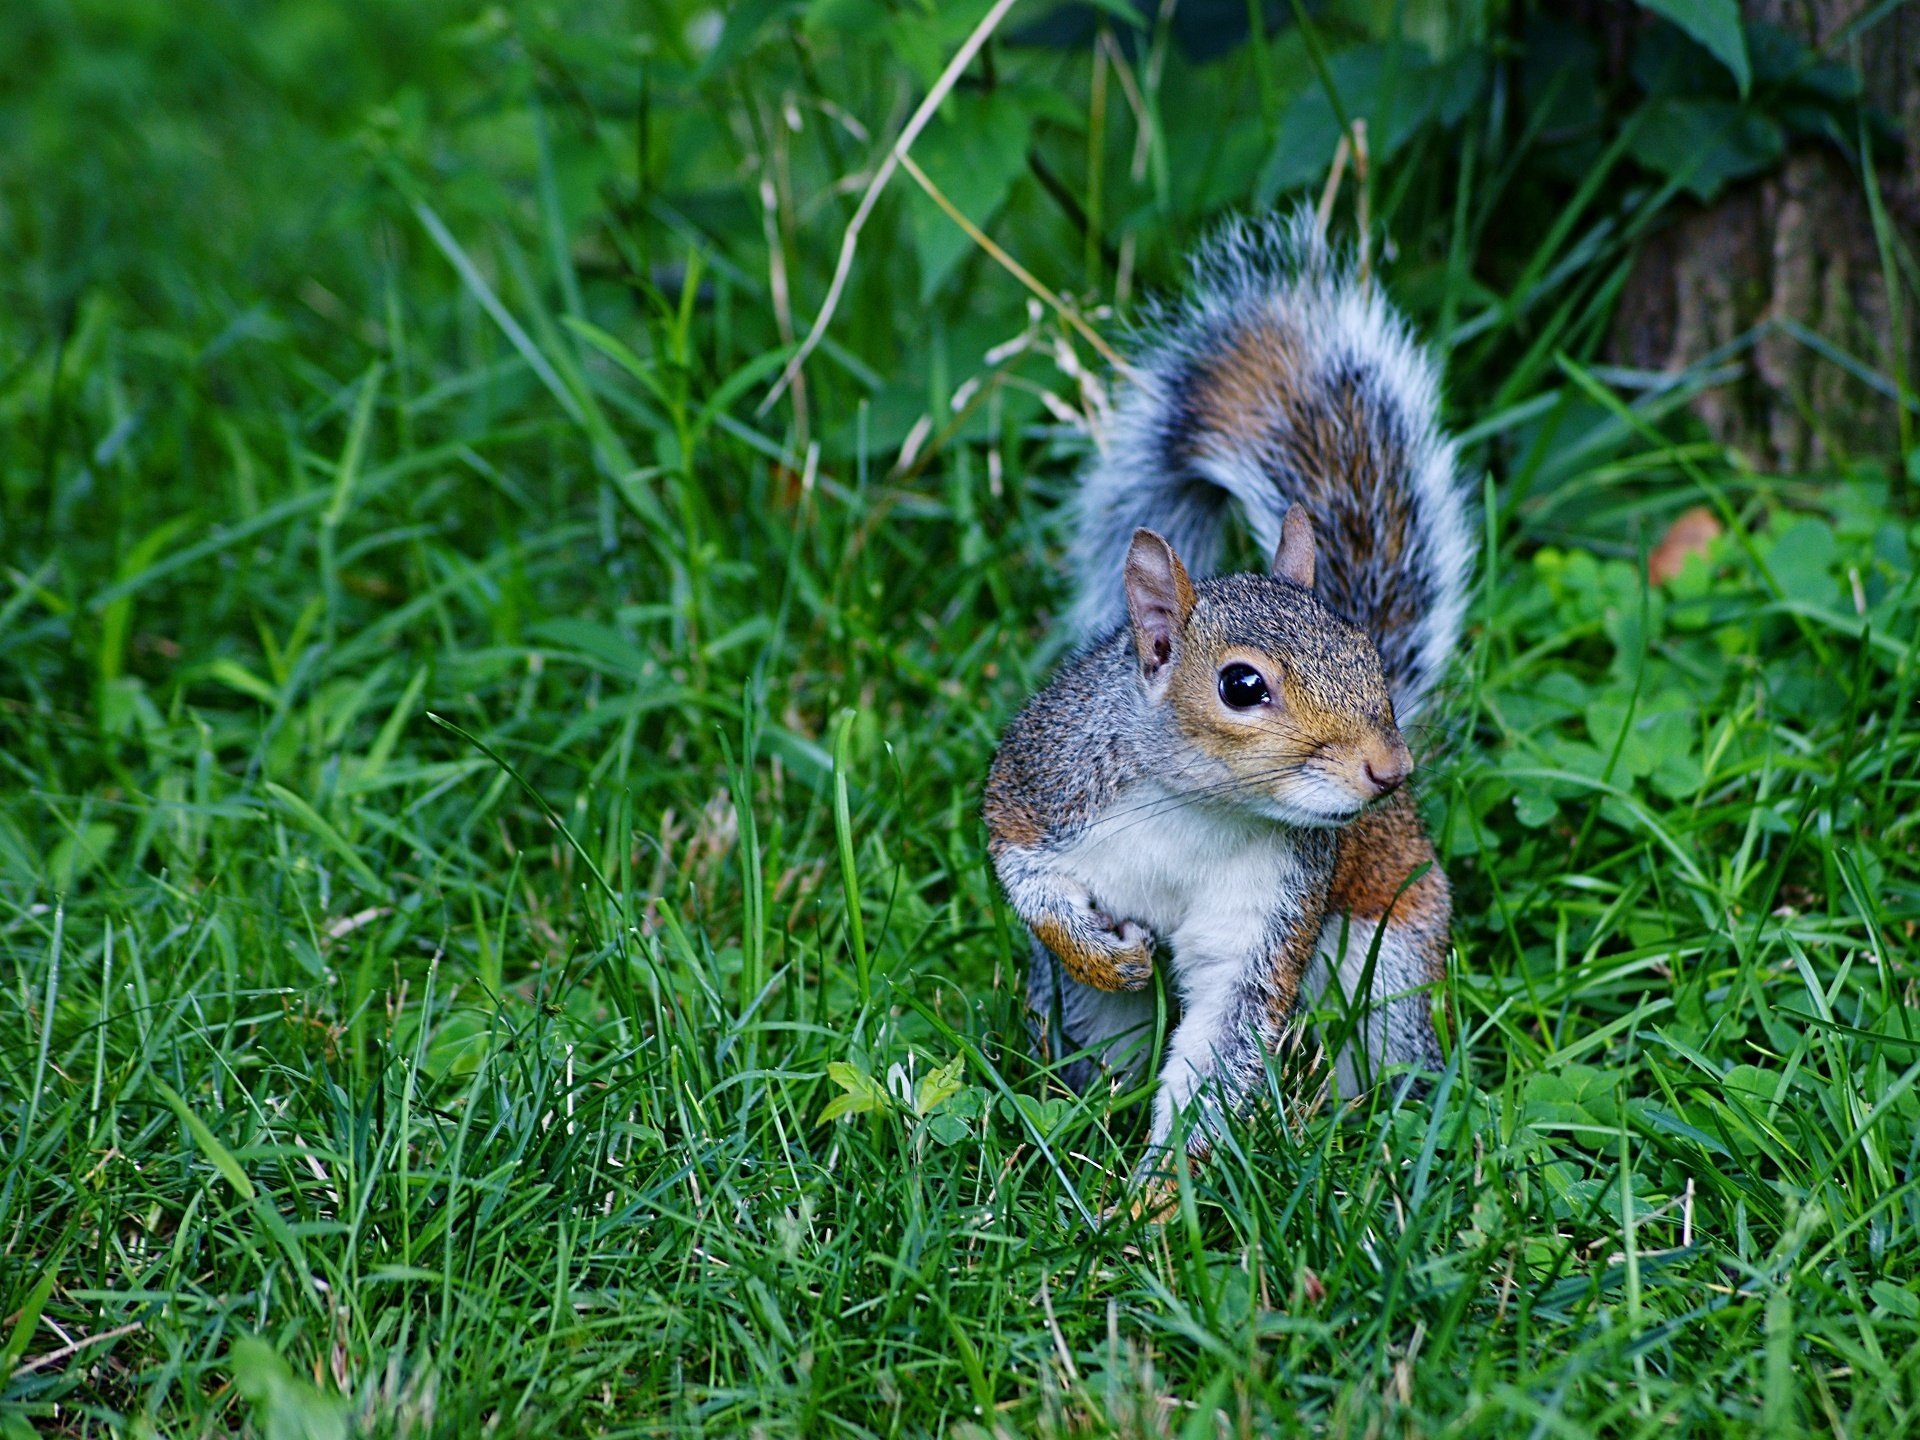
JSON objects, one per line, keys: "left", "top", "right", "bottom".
{"left": 1637, "top": 0, "right": 1749, "bottom": 95}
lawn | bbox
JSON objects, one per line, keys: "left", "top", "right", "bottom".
{"left": 4, "top": 1, "right": 1919, "bottom": 1435}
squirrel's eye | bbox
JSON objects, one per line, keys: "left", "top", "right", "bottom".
{"left": 1217, "top": 662, "right": 1271, "bottom": 709}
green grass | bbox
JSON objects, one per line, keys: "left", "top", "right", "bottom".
{"left": 5, "top": 1, "right": 1920, "bottom": 1435}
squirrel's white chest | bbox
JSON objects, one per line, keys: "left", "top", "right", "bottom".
{"left": 1062, "top": 785, "right": 1307, "bottom": 966}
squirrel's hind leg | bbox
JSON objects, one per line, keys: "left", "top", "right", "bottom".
{"left": 1305, "top": 916, "right": 1445, "bottom": 1094}
{"left": 1312, "top": 791, "right": 1451, "bottom": 1093}
{"left": 1026, "top": 935, "right": 1161, "bottom": 1096}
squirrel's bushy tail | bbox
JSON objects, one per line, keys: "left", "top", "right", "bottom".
{"left": 1069, "top": 210, "right": 1475, "bottom": 721}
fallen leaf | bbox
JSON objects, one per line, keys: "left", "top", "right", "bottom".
{"left": 1649, "top": 505, "right": 1722, "bottom": 584}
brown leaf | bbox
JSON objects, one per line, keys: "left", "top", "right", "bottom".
{"left": 1648, "top": 505, "right": 1722, "bottom": 585}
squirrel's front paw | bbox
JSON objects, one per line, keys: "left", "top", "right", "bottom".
{"left": 1110, "top": 920, "right": 1154, "bottom": 990}
{"left": 1079, "top": 897, "right": 1154, "bottom": 989}
{"left": 1039, "top": 900, "right": 1156, "bottom": 992}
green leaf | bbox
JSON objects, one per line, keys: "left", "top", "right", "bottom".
{"left": 229, "top": 1336, "right": 350, "bottom": 1440}
{"left": 925, "top": 1111, "right": 973, "bottom": 1147}
{"left": 98, "top": 515, "right": 196, "bottom": 686}
{"left": 907, "top": 91, "right": 1035, "bottom": 302}
{"left": 998, "top": 1092, "right": 1071, "bottom": 1137}
{"left": 700, "top": 0, "right": 801, "bottom": 78}
{"left": 690, "top": 344, "right": 799, "bottom": 449}
{"left": 526, "top": 619, "right": 654, "bottom": 679}
{"left": 883, "top": 1, "right": 1008, "bottom": 88}
{"left": 1583, "top": 700, "right": 1661, "bottom": 780}
{"left": 1064, "top": 0, "right": 1146, "bottom": 21}
{"left": 1520, "top": 1064, "right": 1622, "bottom": 1150}
{"left": 1636, "top": 0, "right": 1749, "bottom": 94}
{"left": 561, "top": 316, "right": 674, "bottom": 410}
{"left": 201, "top": 657, "right": 280, "bottom": 705}
{"left": 1628, "top": 98, "right": 1781, "bottom": 201}
{"left": 1871, "top": 1281, "right": 1920, "bottom": 1319}
{"left": 1512, "top": 790, "right": 1558, "bottom": 828}
{"left": 913, "top": 1054, "right": 966, "bottom": 1116}
{"left": 153, "top": 1078, "right": 256, "bottom": 1200}
{"left": 1258, "top": 45, "right": 1487, "bottom": 203}
{"left": 1629, "top": 1099, "right": 1728, "bottom": 1155}
{"left": 1766, "top": 518, "right": 1841, "bottom": 606}
{"left": 1543, "top": 736, "right": 1610, "bottom": 784}
{"left": 804, "top": 0, "right": 887, "bottom": 37}
{"left": 422, "top": 1010, "right": 493, "bottom": 1081}
{"left": 818, "top": 1060, "right": 891, "bottom": 1124}
{"left": 1722, "top": 1063, "right": 1781, "bottom": 1105}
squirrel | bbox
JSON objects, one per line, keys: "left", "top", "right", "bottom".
{"left": 983, "top": 210, "right": 1475, "bottom": 1169}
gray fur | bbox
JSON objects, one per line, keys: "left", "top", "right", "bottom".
{"left": 1069, "top": 209, "right": 1476, "bottom": 723}
{"left": 1027, "top": 936, "right": 1157, "bottom": 1093}
{"left": 990, "top": 217, "right": 1466, "bottom": 1167}
{"left": 1144, "top": 830, "right": 1337, "bottom": 1160}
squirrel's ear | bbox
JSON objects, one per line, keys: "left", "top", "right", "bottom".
{"left": 1272, "top": 505, "right": 1317, "bottom": 590}
{"left": 1124, "top": 529, "right": 1197, "bottom": 677}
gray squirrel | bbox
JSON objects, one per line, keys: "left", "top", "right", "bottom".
{"left": 983, "top": 211, "right": 1475, "bottom": 1171}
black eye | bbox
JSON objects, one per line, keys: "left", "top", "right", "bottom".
{"left": 1217, "top": 662, "right": 1271, "bottom": 709}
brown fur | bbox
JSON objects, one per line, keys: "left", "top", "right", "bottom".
{"left": 1168, "top": 640, "right": 1393, "bottom": 801}
{"left": 1262, "top": 913, "right": 1327, "bottom": 1032}
{"left": 1159, "top": 577, "right": 1405, "bottom": 815}
{"left": 981, "top": 787, "right": 1045, "bottom": 851}
{"left": 1030, "top": 914, "right": 1147, "bottom": 992}
{"left": 1192, "top": 318, "right": 1304, "bottom": 445}
{"left": 1330, "top": 789, "right": 1449, "bottom": 939}
{"left": 1191, "top": 319, "right": 1426, "bottom": 657}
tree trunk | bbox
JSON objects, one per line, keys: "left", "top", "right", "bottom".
{"left": 1609, "top": 1, "right": 1919, "bottom": 474}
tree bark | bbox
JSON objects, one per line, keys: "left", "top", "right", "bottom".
{"left": 1609, "top": 1, "right": 1919, "bottom": 473}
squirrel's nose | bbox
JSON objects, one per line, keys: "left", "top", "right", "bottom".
{"left": 1363, "top": 741, "right": 1411, "bottom": 796}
